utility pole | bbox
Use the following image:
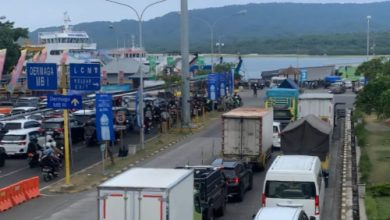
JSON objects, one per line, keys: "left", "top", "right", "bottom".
{"left": 366, "top": 15, "right": 371, "bottom": 60}
{"left": 181, "top": 0, "right": 191, "bottom": 126}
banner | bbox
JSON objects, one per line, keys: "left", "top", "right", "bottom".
{"left": 218, "top": 73, "right": 227, "bottom": 97}
{"left": 32, "top": 52, "right": 40, "bottom": 63}
{"left": 102, "top": 70, "right": 108, "bottom": 85}
{"left": 39, "top": 48, "right": 47, "bottom": 63}
{"left": 0, "top": 49, "right": 6, "bottom": 81}
{"left": 118, "top": 70, "right": 124, "bottom": 85}
{"left": 207, "top": 73, "right": 220, "bottom": 101}
{"left": 7, "top": 49, "right": 27, "bottom": 94}
{"left": 96, "top": 94, "right": 114, "bottom": 141}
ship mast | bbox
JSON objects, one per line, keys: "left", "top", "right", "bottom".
{"left": 63, "top": 12, "right": 72, "bottom": 33}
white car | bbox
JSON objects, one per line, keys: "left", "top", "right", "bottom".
{"left": 1, "top": 119, "right": 41, "bottom": 130}
{"left": 343, "top": 80, "right": 352, "bottom": 89}
{"left": 10, "top": 107, "right": 37, "bottom": 115}
{"left": 0, "top": 128, "right": 45, "bottom": 155}
{"left": 253, "top": 207, "right": 315, "bottom": 220}
{"left": 273, "top": 122, "right": 281, "bottom": 149}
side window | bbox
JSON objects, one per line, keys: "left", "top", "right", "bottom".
{"left": 24, "top": 122, "right": 33, "bottom": 128}
{"left": 31, "top": 121, "right": 41, "bottom": 128}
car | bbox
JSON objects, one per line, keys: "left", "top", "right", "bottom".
{"left": 0, "top": 146, "right": 6, "bottom": 167}
{"left": 2, "top": 119, "right": 41, "bottom": 130}
{"left": 0, "top": 101, "right": 13, "bottom": 115}
{"left": 328, "top": 85, "right": 345, "bottom": 94}
{"left": 26, "top": 114, "right": 44, "bottom": 123}
{"left": 41, "top": 118, "right": 85, "bottom": 144}
{"left": 72, "top": 109, "right": 96, "bottom": 124}
{"left": 343, "top": 80, "right": 353, "bottom": 89}
{"left": 0, "top": 128, "right": 45, "bottom": 156}
{"left": 253, "top": 207, "right": 315, "bottom": 220}
{"left": 177, "top": 165, "right": 228, "bottom": 219}
{"left": 10, "top": 106, "right": 37, "bottom": 115}
{"left": 211, "top": 159, "right": 253, "bottom": 202}
{"left": 14, "top": 97, "right": 40, "bottom": 108}
{"left": 273, "top": 122, "right": 282, "bottom": 149}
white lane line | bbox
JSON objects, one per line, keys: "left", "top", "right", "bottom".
{"left": 0, "top": 166, "right": 29, "bottom": 178}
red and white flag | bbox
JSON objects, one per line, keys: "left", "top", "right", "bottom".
{"left": 7, "top": 49, "right": 27, "bottom": 94}
{"left": 39, "top": 48, "right": 47, "bottom": 62}
{"left": 32, "top": 52, "right": 40, "bottom": 63}
{"left": 0, "top": 49, "right": 6, "bottom": 81}
{"left": 60, "top": 50, "right": 68, "bottom": 65}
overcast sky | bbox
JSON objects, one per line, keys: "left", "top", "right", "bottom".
{"left": 0, "top": 0, "right": 385, "bottom": 31}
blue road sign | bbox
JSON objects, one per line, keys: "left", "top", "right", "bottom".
{"left": 96, "top": 94, "right": 114, "bottom": 142}
{"left": 69, "top": 63, "right": 101, "bottom": 91}
{"left": 300, "top": 69, "right": 308, "bottom": 82}
{"left": 47, "top": 94, "right": 83, "bottom": 109}
{"left": 208, "top": 73, "right": 220, "bottom": 101}
{"left": 26, "top": 63, "right": 58, "bottom": 90}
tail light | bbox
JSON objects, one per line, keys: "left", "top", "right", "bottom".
{"left": 227, "top": 177, "right": 240, "bottom": 184}
{"left": 261, "top": 193, "right": 266, "bottom": 207}
{"left": 54, "top": 128, "right": 64, "bottom": 133}
{"left": 315, "top": 195, "right": 320, "bottom": 215}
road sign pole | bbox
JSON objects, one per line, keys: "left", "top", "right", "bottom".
{"left": 61, "top": 64, "right": 71, "bottom": 185}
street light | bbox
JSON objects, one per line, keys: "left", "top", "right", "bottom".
{"left": 105, "top": 0, "right": 167, "bottom": 149}
{"left": 189, "top": 10, "right": 246, "bottom": 71}
{"left": 366, "top": 15, "right": 371, "bottom": 60}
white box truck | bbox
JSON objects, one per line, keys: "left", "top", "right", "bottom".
{"left": 298, "top": 93, "right": 334, "bottom": 127}
{"left": 221, "top": 107, "right": 273, "bottom": 170}
{"left": 97, "top": 168, "right": 194, "bottom": 220}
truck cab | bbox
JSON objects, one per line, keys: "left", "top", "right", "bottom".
{"left": 177, "top": 165, "right": 228, "bottom": 220}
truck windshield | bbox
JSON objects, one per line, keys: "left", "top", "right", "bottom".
{"left": 265, "top": 181, "right": 316, "bottom": 199}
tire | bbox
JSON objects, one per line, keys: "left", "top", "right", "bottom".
{"left": 237, "top": 186, "right": 245, "bottom": 202}
{"left": 215, "top": 198, "right": 226, "bottom": 217}
{"left": 248, "top": 175, "right": 253, "bottom": 191}
{"left": 43, "top": 173, "right": 50, "bottom": 182}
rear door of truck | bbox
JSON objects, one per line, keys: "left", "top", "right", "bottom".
{"left": 241, "top": 118, "right": 261, "bottom": 156}
{"left": 99, "top": 190, "right": 166, "bottom": 220}
{"left": 99, "top": 189, "right": 133, "bottom": 220}
{"left": 223, "top": 118, "right": 242, "bottom": 155}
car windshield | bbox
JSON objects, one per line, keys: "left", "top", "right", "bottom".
{"left": 3, "top": 134, "right": 26, "bottom": 141}
{"left": 43, "top": 122, "right": 62, "bottom": 129}
{"left": 221, "top": 168, "right": 236, "bottom": 178}
{"left": 265, "top": 181, "right": 316, "bottom": 199}
{"left": 11, "top": 109, "right": 26, "bottom": 114}
{"left": 14, "top": 102, "right": 32, "bottom": 107}
{"left": 274, "top": 110, "right": 291, "bottom": 118}
{"left": 4, "top": 123, "right": 22, "bottom": 130}
{"left": 29, "top": 115, "right": 42, "bottom": 120}
{"left": 73, "top": 114, "right": 95, "bottom": 123}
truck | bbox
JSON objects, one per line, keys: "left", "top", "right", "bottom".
{"left": 280, "top": 114, "right": 332, "bottom": 183}
{"left": 221, "top": 107, "right": 273, "bottom": 171}
{"left": 177, "top": 165, "right": 227, "bottom": 220}
{"left": 264, "top": 88, "right": 299, "bottom": 128}
{"left": 298, "top": 93, "right": 334, "bottom": 127}
{"left": 97, "top": 168, "right": 194, "bottom": 220}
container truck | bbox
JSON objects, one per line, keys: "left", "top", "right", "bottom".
{"left": 221, "top": 107, "right": 273, "bottom": 170}
{"left": 281, "top": 114, "right": 332, "bottom": 185}
{"left": 97, "top": 168, "right": 194, "bottom": 220}
{"left": 298, "top": 93, "right": 334, "bottom": 127}
{"left": 264, "top": 88, "right": 299, "bottom": 129}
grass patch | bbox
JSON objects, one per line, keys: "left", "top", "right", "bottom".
{"left": 359, "top": 147, "right": 372, "bottom": 183}
{"left": 365, "top": 194, "right": 390, "bottom": 220}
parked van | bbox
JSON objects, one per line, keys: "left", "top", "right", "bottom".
{"left": 262, "top": 155, "right": 325, "bottom": 220}
{"left": 253, "top": 207, "right": 315, "bottom": 220}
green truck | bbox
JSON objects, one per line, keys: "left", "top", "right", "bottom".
{"left": 264, "top": 88, "right": 299, "bottom": 128}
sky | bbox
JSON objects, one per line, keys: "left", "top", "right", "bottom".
{"left": 0, "top": 0, "right": 386, "bottom": 31}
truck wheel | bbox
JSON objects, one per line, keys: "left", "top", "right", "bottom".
{"left": 215, "top": 198, "right": 226, "bottom": 217}
{"left": 248, "top": 175, "right": 253, "bottom": 191}
{"left": 237, "top": 187, "right": 245, "bottom": 202}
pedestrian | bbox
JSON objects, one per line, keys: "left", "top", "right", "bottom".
{"left": 253, "top": 83, "right": 258, "bottom": 96}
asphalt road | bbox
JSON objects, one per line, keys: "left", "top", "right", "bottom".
{"left": 0, "top": 88, "right": 356, "bottom": 220}
{"left": 0, "top": 128, "right": 158, "bottom": 188}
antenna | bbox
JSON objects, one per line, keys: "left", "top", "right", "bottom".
{"left": 63, "top": 12, "right": 72, "bottom": 32}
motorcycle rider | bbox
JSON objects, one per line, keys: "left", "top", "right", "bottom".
{"left": 233, "top": 92, "right": 242, "bottom": 107}
{"left": 27, "top": 137, "right": 42, "bottom": 168}
{"left": 40, "top": 148, "right": 60, "bottom": 176}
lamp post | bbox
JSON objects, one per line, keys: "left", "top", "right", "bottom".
{"left": 366, "top": 15, "right": 371, "bottom": 60}
{"left": 105, "top": 0, "right": 166, "bottom": 149}
{"left": 189, "top": 10, "right": 246, "bottom": 72}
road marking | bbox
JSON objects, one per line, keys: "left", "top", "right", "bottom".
{"left": 0, "top": 166, "right": 29, "bottom": 178}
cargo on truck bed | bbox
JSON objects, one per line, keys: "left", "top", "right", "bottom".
{"left": 221, "top": 107, "right": 273, "bottom": 171}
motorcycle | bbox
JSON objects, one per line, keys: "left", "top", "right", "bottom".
{"left": 41, "top": 165, "right": 58, "bottom": 182}
{"left": 28, "top": 152, "right": 41, "bottom": 168}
